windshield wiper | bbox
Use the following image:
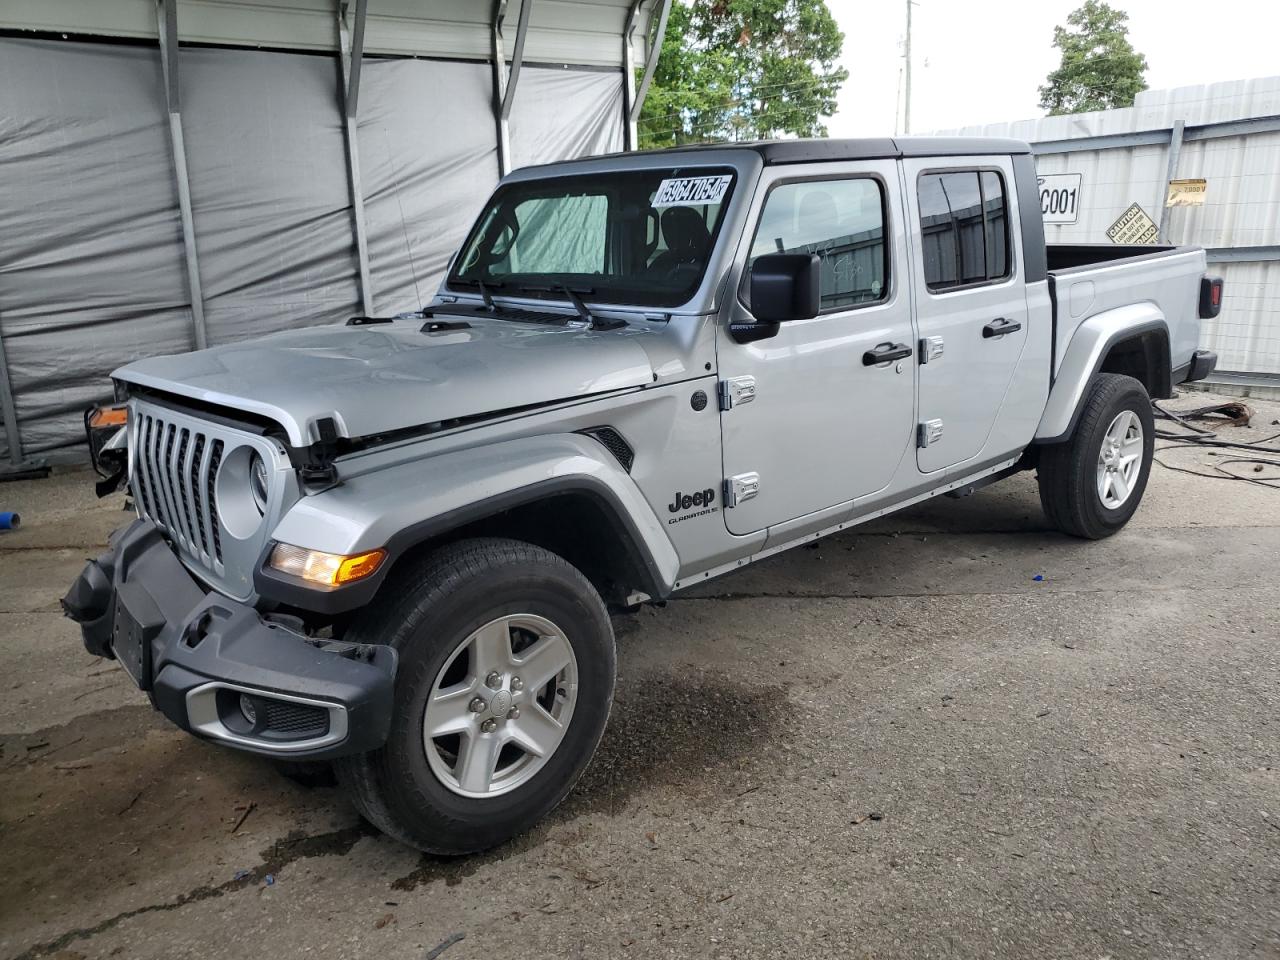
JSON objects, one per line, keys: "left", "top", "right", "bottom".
{"left": 518, "top": 283, "right": 625, "bottom": 331}
{"left": 451, "top": 277, "right": 505, "bottom": 309}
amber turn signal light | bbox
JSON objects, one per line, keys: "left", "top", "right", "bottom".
{"left": 88, "top": 404, "right": 128, "bottom": 429}
{"left": 267, "top": 543, "right": 387, "bottom": 589}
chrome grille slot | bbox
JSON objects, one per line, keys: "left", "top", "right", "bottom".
{"left": 174, "top": 427, "right": 195, "bottom": 548}
{"left": 207, "top": 440, "right": 224, "bottom": 564}
{"left": 132, "top": 419, "right": 154, "bottom": 520}
{"left": 189, "top": 433, "right": 209, "bottom": 558}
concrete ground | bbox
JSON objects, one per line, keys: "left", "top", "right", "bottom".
{"left": 1, "top": 391, "right": 1277, "bottom": 960}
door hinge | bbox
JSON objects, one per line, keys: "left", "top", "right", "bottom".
{"left": 917, "top": 419, "right": 944, "bottom": 448}
{"left": 723, "top": 472, "right": 761, "bottom": 508}
{"left": 718, "top": 376, "right": 757, "bottom": 411}
{"left": 919, "top": 336, "right": 944, "bottom": 364}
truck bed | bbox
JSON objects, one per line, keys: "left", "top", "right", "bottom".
{"left": 1045, "top": 243, "right": 1206, "bottom": 384}
{"left": 1047, "top": 243, "right": 1178, "bottom": 273}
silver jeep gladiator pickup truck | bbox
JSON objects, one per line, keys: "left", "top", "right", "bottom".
{"left": 65, "top": 137, "right": 1221, "bottom": 853}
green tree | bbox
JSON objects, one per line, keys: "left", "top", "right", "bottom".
{"left": 1038, "top": 0, "right": 1148, "bottom": 115}
{"left": 638, "top": 0, "right": 848, "bottom": 149}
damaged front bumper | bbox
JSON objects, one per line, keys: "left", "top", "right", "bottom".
{"left": 62, "top": 520, "right": 397, "bottom": 760}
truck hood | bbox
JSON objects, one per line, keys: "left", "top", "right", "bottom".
{"left": 115, "top": 315, "right": 655, "bottom": 447}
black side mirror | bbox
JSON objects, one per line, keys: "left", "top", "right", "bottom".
{"left": 750, "top": 253, "right": 821, "bottom": 323}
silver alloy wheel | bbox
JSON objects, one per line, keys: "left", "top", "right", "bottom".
{"left": 423, "top": 613, "right": 578, "bottom": 798}
{"left": 1096, "top": 409, "right": 1144, "bottom": 509}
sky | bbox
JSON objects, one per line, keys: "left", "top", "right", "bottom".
{"left": 825, "top": 0, "right": 1280, "bottom": 137}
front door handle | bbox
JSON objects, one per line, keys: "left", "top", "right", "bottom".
{"left": 862, "top": 342, "right": 913, "bottom": 366}
{"left": 982, "top": 317, "right": 1022, "bottom": 339}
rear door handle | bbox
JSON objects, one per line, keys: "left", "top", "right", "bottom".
{"left": 862, "top": 342, "right": 913, "bottom": 366}
{"left": 982, "top": 317, "right": 1022, "bottom": 339}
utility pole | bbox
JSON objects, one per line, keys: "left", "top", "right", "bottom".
{"left": 903, "top": 0, "right": 913, "bottom": 135}
{"left": 894, "top": 65, "right": 903, "bottom": 136}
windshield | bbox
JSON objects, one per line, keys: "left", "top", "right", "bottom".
{"left": 449, "top": 167, "right": 737, "bottom": 308}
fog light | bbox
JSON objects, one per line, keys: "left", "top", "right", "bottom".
{"left": 268, "top": 543, "right": 387, "bottom": 589}
{"left": 239, "top": 693, "right": 258, "bottom": 725}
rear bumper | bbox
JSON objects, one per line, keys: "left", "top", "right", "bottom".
{"left": 62, "top": 520, "right": 396, "bottom": 760}
{"left": 1178, "top": 349, "right": 1219, "bottom": 384}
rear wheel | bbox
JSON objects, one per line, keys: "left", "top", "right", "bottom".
{"left": 1037, "top": 373, "right": 1155, "bottom": 539}
{"left": 335, "top": 538, "right": 615, "bottom": 854}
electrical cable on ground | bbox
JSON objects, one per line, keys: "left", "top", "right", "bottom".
{"left": 1151, "top": 399, "right": 1280, "bottom": 489}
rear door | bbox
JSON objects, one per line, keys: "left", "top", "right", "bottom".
{"left": 716, "top": 160, "right": 917, "bottom": 535}
{"left": 901, "top": 157, "right": 1028, "bottom": 473}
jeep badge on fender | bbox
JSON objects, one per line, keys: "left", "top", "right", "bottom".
{"left": 669, "top": 488, "right": 716, "bottom": 513}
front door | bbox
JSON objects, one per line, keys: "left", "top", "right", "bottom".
{"left": 716, "top": 161, "right": 917, "bottom": 536}
{"left": 900, "top": 157, "right": 1029, "bottom": 473}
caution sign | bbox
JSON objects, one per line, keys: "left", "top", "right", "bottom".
{"left": 1166, "top": 178, "right": 1207, "bottom": 207}
{"left": 1106, "top": 202, "right": 1159, "bottom": 244}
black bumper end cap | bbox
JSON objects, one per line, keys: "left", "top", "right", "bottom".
{"left": 62, "top": 553, "right": 114, "bottom": 623}
{"left": 1185, "top": 349, "right": 1218, "bottom": 383}
{"left": 63, "top": 551, "right": 118, "bottom": 659}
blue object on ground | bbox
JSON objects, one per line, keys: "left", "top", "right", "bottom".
{"left": 0, "top": 512, "right": 20, "bottom": 531}
{"left": 1032, "top": 574, "right": 1045, "bottom": 581}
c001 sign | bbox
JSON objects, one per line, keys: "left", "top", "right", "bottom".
{"left": 1038, "top": 173, "right": 1082, "bottom": 224}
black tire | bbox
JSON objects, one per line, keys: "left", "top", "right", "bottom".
{"left": 1037, "top": 373, "right": 1155, "bottom": 539}
{"left": 335, "top": 537, "right": 615, "bottom": 854}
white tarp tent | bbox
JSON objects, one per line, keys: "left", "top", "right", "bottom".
{"left": 0, "top": 0, "right": 671, "bottom": 467}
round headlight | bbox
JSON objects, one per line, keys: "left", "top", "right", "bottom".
{"left": 250, "top": 453, "right": 269, "bottom": 515}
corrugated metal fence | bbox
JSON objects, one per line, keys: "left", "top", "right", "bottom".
{"left": 936, "top": 77, "right": 1280, "bottom": 388}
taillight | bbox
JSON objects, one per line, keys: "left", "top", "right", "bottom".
{"left": 1199, "top": 276, "right": 1223, "bottom": 319}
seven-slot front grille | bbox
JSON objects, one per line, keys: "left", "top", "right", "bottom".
{"left": 132, "top": 411, "right": 225, "bottom": 570}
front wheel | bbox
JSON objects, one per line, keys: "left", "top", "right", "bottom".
{"left": 336, "top": 538, "right": 615, "bottom": 854}
{"left": 1037, "top": 373, "right": 1155, "bottom": 539}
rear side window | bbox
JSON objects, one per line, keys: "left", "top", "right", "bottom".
{"left": 747, "top": 178, "right": 888, "bottom": 310}
{"left": 917, "top": 170, "right": 1010, "bottom": 291}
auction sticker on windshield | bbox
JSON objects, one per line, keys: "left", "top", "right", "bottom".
{"left": 653, "top": 175, "right": 733, "bottom": 207}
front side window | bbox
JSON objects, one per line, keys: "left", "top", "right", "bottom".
{"left": 917, "top": 170, "right": 1010, "bottom": 291}
{"left": 746, "top": 178, "right": 888, "bottom": 310}
{"left": 450, "top": 168, "right": 736, "bottom": 308}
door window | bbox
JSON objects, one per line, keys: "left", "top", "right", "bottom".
{"left": 746, "top": 178, "right": 888, "bottom": 310}
{"left": 917, "top": 170, "right": 1010, "bottom": 291}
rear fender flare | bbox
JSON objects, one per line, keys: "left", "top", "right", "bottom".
{"left": 1035, "top": 305, "right": 1169, "bottom": 444}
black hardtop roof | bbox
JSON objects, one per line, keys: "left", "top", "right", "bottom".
{"left": 561, "top": 136, "right": 1031, "bottom": 168}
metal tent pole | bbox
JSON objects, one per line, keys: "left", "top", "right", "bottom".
{"left": 337, "top": 0, "right": 374, "bottom": 315}
{"left": 491, "top": 0, "right": 512, "bottom": 175}
{"left": 622, "top": 0, "right": 644, "bottom": 150}
{"left": 491, "top": 0, "right": 533, "bottom": 177}
{"left": 0, "top": 309, "right": 48, "bottom": 480}
{"left": 627, "top": 0, "right": 671, "bottom": 147}
{"left": 157, "top": 0, "right": 209, "bottom": 352}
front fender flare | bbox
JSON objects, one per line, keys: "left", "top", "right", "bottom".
{"left": 1035, "top": 304, "right": 1169, "bottom": 443}
{"left": 257, "top": 434, "right": 680, "bottom": 612}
